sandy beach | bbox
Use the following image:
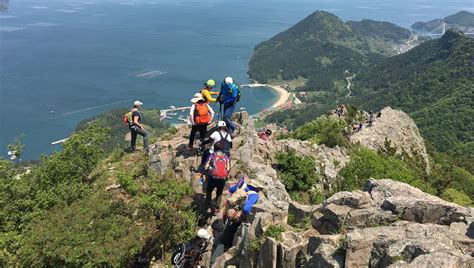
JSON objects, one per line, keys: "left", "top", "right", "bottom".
{"left": 242, "top": 83, "right": 290, "bottom": 109}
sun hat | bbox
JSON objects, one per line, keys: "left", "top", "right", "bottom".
{"left": 134, "top": 100, "right": 143, "bottom": 106}
{"left": 218, "top": 121, "right": 226, "bottom": 127}
{"left": 191, "top": 93, "right": 204, "bottom": 103}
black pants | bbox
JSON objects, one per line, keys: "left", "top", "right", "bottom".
{"left": 189, "top": 124, "right": 207, "bottom": 147}
{"left": 206, "top": 177, "right": 226, "bottom": 213}
{"left": 130, "top": 126, "right": 149, "bottom": 151}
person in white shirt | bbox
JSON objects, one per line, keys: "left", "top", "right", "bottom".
{"left": 198, "top": 121, "right": 232, "bottom": 172}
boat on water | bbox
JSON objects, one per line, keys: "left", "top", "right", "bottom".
{"left": 170, "top": 105, "right": 176, "bottom": 109}
{"left": 168, "top": 112, "right": 177, "bottom": 116}
{"left": 239, "top": 107, "right": 246, "bottom": 110}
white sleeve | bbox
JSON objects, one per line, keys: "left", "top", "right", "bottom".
{"left": 190, "top": 104, "right": 195, "bottom": 125}
{"left": 208, "top": 104, "right": 215, "bottom": 119}
{"left": 210, "top": 131, "right": 218, "bottom": 141}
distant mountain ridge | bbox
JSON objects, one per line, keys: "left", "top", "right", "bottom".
{"left": 352, "top": 30, "right": 474, "bottom": 157}
{"left": 248, "top": 11, "right": 421, "bottom": 91}
{"left": 412, "top": 10, "right": 474, "bottom": 33}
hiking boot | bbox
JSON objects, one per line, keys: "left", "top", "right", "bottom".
{"left": 186, "top": 144, "right": 193, "bottom": 149}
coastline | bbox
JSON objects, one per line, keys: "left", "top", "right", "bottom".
{"left": 241, "top": 82, "right": 290, "bottom": 111}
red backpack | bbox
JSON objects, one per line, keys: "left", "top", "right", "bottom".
{"left": 194, "top": 102, "right": 211, "bottom": 125}
{"left": 210, "top": 154, "right": 229, "bottom": 180}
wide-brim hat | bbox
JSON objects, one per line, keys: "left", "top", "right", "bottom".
{"left": 191, "top": 93, "right": 204, "bottom": 103}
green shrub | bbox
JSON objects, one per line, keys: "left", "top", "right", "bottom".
{"left": 291, "top": 116, "right": 349, "bottom": 148}
{"left": 117, "top": 171, "right": 139, "bottom": 196}
{"left": 309, "top": 188, "right": 326, "bottom": 204}
{"left": 276, "top": 151, "right": 319, "bottom": 192}
{"left": 339, "top": 147, "right": 434, "bottom": 193}
{"left": 441, "top": 188, "right": 472, "bottom": 206}
{"left": 17, "top": 193, "right": 145, "bottom": 267}
{"left": 139, "top": 178, "right": 196, "bottom": 254}
{"left": 264, "top": 225, "right": 285, "bottom": 241}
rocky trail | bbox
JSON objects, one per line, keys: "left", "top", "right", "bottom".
{"left": 147, "top": 109, "right": 473, "bottom": 267}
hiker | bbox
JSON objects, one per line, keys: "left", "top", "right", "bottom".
{"left": 198, "top": 121, "right": 232, "bottom": 172}
{"left": 258, "top": 128, "right": 273, "bottom": 141}
{"left": 200, "top": 79, "right": 219, "bottom": 103}
{"left": 171, "top": 228, "right": 211, "bottom": 268}
{"left": 188, "top": 93, "right": 214, "bottom": 149}
{"left": 202, "top": 141, "right": 230, "bottom": 216}
{"left": 227, "top": 176, "right": 260, "bottom": 218}
{"left": 368, "top": 110, "right": 374, "bottom": 127}
{"left": 129, "top": 100, "right": 149, "bottom": 152}
{"left": 218, "top": 77, "right": 240, "bottom": 135}
{"left": 352, "top": 123, "right": 359, "bottom": 133}
{"left": 220, "top": 176, "right": 261, "bottom": 249}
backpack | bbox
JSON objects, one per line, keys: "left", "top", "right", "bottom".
{"left": 235, "top": 85, "right": 241, "bottom": 103}
{"left": 194, "top": 102, "right": 211, "bottom": 125}
{"left": 123, "top": 111, "right": 133, "bottom": 126}
{"left": 230, "top": 84, "right": 241, "bottom": 103}
{"left": 210, "top": 153, "right": 229, "bottom": 180}
{"left": 171, "top": 243, "right": 186, "bottom": 267}
{"left": 218, "top": 131, "right": 231, "bottom": 153}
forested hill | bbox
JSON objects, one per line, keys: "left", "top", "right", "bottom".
{"left": 412, "top": 10, "right": 474, "bottom": 32}
{"left": 352, "top": 30, "right": 474, "bottom": 157}
{"left": 248, "top": 11, "right": 417, "bottom": 91}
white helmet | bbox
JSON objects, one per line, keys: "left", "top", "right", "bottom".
{"left": 218, "top": 121, "right": 226, "bottom": 127}
{"left": 224, "top": 77, "right": 233, "bottom": 85}
{"left": 197, "top": 228, "right": 210, "bottom": 239}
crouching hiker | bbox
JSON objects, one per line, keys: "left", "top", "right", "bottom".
{"left": 171, "top": 229, "right": 211, "bottom": 268}
{"left": 125, "top": 100, "right": 149, "bottom": 152}
{"left": 220, "top": 176, "right": 261, "bottom": 249}
{"left": 202, "top": 141, "right": 230, "bottom": 216}
{"left": 188, "top": 93, "right": 214, "bottom": 149}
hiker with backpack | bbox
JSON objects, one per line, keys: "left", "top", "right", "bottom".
{"left": 188, "top": 93, "right": 214, "bottom": 149}
{"left": 200, "top": 79, "right": 219, "bottom": 103}
{"left": 218, "top": 77, "right": 240, "bottom": 135}
{"left": 220, "top": 175, "right": 261, "bottom": 249}
{"left": 202, "top": 141, "right": 230, "bottom": 216}
{"left": 198, "top": 121, "right": 232, "bottom": 173}
{"left": 171, "top": 228, "right": 211, "bottom": 268}
{"left": 124, "top": 100, "right": 149, "bottom": 152}
{"left": 226, "top": 176, "right": 260, "bottom": 219}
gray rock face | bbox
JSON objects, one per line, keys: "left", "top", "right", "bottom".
{"left": 148, "top": 110, "right": 473, "bottom": 268}
{"left": 366, "top": 179, "right": 471, "bottom": 225}
{"left": 349, "top": 107, "right": 431, "bottom": 174}
{"left": 345, "top": 221, "right": 473, "bottom": 268}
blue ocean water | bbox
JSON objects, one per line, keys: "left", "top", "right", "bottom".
{"left": 1, "top": 0, "right": 472, "bottom": 160}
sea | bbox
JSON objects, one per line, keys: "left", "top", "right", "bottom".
{"left": 1, "top": 0, "right": 472, "bottom": 160}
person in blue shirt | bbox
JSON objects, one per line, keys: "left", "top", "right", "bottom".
{"left": 227, "top": 176, "right": 260, "bottom": 215}
{"left": 218, "top": 77, "right": 240, "bottom": 135}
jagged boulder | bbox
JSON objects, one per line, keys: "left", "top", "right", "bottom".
{"left": 306, "top": 234, "right": 345, "bottom": 268}
{"left": 345, "top": 221, "right": 473, "bottom": 267}
{"left": 350, "top": 107, "right": 431, "bottom": 174}
{"left": 366, "top": 179, "right": 471, "bottom": 225}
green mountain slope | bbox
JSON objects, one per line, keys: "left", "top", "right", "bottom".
{"left": 248, "top": 11, "right": 414, "bottom": 90}
{"left": 412, "top": 10, "right": 474, "bottom": 31}
{"left": 352, "top": 30, "right": 474, "bottom": 156}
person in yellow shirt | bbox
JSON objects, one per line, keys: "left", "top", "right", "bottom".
{"left": 200, "top": 79, "right": 219, "bottom": 103}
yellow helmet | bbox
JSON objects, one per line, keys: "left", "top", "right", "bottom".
{"left": 205, "top": 79, "right": 216, "bottom": 88}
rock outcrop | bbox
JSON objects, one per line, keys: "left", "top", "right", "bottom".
{"left": 148, "top": 111, "right": 473, "bottom": 268}
{"left": 350, "top": 107, "right": 431, "bottom": 174}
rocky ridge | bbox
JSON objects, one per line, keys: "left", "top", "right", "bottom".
{"left": 148, "top": 109, "right": 473, "bottom": 267}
